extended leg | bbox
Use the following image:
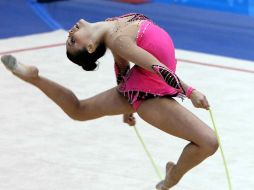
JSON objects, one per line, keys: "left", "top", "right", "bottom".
{"left": 1, "top": 55, "right": 134, "bottom": 121}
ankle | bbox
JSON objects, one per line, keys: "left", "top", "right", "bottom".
{"left": 29, "top": 75, "right": 40, "bottom": 85}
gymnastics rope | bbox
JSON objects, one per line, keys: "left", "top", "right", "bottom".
{"left": 209, "top": 108, "right": 232, "bottom": 190}
{"left": 133, "top": 125, "right": 163, "bottom": 180}
{"left": 132, "top": 108, "right": 232, "bottom": 189}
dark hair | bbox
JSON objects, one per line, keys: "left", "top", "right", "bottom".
{"left": 66, "top": 43, "right": 106, "bottom": 71}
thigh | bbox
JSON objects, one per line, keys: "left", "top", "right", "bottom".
{"left": 137, "top": 98, "right": 214, "bottom": 145}
{"left": 77, "top": 87, "right": 135, "bottom": 120}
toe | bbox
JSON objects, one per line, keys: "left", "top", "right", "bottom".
{"left": 1, "top": 55, "right": 17, "bottom": 71}
{"left": 156, "top": 180, "right": 169, "bottom": 190}
{"left": 156, "top": 180, "right": 164, "bottom": 189}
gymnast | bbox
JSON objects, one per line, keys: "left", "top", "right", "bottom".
{"left": 1, "top": 13, "right": 218, "bottom": 189}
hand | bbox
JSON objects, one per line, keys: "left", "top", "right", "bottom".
{"left": 123, "top": 113, "right": 136, "bottom": 126}
{"left": 190, "top": 90, "right": 210, "bottom": 110}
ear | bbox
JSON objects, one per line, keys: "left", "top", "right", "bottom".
{"left": 87, "top": 43, "right": 95, "bottom": 54}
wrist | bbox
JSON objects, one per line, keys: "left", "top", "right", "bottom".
{"left": 186, "top": 86, "right": 195, "bottom": 98}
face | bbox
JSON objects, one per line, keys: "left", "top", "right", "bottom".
{"left": 66, "top": 19, "right": 91, "bottom": 55}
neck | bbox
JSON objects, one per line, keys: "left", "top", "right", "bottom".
{"left": 90, "top": 21, "right": 115, "bottom": 46}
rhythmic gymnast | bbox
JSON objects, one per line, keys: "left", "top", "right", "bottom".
{"left": 1, "top": 13, "right": 218, "bottom": 189}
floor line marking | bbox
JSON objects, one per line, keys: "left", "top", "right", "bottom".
{"left": 0, "top": 43, "right": 65, "bottom": 55}
{"left": 0, "top": 43, "right": 253, "bottom": 74}
{"left": 178, "top": 58, "right": 254, "bottom": 74}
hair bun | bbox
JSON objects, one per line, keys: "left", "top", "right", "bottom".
{"left": 66, "top": 43, "right": 106, "bottom": 71}
{"left": 82, "top": 62, "right": 98, "bottom": 71}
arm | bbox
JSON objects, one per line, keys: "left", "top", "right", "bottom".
{"left": 113, "top": 53, "right": 130, "bottom": 85}
{"left": 112, "top": 35, "right": 209, "bottom": 110}
{"left": 113, "top": 35, "right": 184, "bottom": 93}
{"left": 180, "top": 79, "right": 210, "bottom": 110}
{"left": 113, "top": 53, "right": 136, "bottom": 126}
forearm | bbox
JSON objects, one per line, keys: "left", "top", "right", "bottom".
{"left": 114, "top": 62, "right": 130, "bottom": 85}
{"left": 151, "top": 64, "right": 185, "bottom": 94}
{"left": 179, "top": 79, "right": 196, "bottom": 98}
{"left": 151, "top": 64, "right": 197, "bottom": 98}
{"left": 178, "top": 79, "right": 188, "bottom": 93}
{"left": 179, "top": 77, "right": 209, "bottom": 109}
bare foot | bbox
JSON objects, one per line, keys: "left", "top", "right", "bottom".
{"left": 1, "top": 55, "right": 39, "bottom": 82}
{"left": 156, "top": 162, "right": 176, "bottom": 190}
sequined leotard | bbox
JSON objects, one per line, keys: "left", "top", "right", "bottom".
{"left": 107, "top": 13, "right": 180, "bottom": 110}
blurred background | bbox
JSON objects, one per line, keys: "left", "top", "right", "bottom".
{"left": 0, "top": 1, "right": 254, "bottom": 190}
{"left": 1, "top": 0, "right": 254, "bottom": 60}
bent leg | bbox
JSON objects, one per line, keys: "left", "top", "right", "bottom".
{"left": 137, "top": 98, "right": 218, "bottom": 189}
{"left": 1, "top": 55, "right": 134, "bottom": 120}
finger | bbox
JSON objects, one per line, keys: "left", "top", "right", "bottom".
{"left": 128, "top": 119, "right": 135, "bottom": 124}
{"left": 124, "top": 119, "right": 132, "bottom": 124}
{"left": 129, "top": 117, "right": 136, "bottom": 125}
{"left": 204, "top": 96, "right": 210, "bottom": 108}
{"left": 128, "top": 121, "right": 135, "bottom": 126}
{"left": 196, "top": 100, "right": 202, "bottom": 108}
{"left": 123, "top": 118, "right": 128, "bottom": 123}
{"left": 201, "top": 99, "right": 209, "bottom": 110}
{"left": 206, "top": 99, "right": 210, "bottom": 108}
{"left": 128, "top": 115, "right": 135, "bottom": 121}
{"left": 129, "top": 122, "right": 135, "bottom": 126}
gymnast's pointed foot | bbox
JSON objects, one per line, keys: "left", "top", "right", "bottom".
{"left": 1, "top": 55, "right": 39, "bottom": 82}
{"left": 156, "top": 162, "right": 176, "bottom": 190}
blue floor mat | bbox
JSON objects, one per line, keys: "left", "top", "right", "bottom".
{"left": 1, "top": 0, "right": 254, "bottom": 61}
{"left": 0, "top": 0, "right": 54, "bottom": 39}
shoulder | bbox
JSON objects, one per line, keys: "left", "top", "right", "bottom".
{"left": 115, "top": 34, "right": 135, "bottom": 45}
{"left": 109, "top": 35, "right": 136, "bottom": 55}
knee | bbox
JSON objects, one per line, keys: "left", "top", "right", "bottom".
{"left": 66, "top": 103, "right": 88, "bottom": 121}
{"left": 68, "top": 109, "right": 89, "bottom": 121}
{"left": 201, "top": 133, "right": 219, "bottom": 156}
{"left": 69, "top": 113, "right": 87, "bottom": 121}
{"left": 68, "top": 103, "right": 97, "bottom": 122}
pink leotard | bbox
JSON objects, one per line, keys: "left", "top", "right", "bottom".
{"left": 108, "top": 14, "right": 180, "bottom": 110}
